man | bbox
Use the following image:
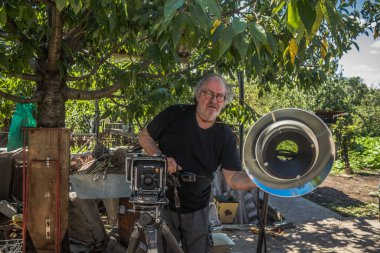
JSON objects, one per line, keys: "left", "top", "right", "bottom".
{"left": 138, "top": 73, "right": 256, "bottom": 253}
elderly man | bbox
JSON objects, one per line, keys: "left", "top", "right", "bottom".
{"left": 138, "top": 73, "right": 256, "bottom": 253}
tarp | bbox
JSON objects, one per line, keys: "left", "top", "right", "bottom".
{"left": 7, "top": 103, "right": 36, "bottom": 152}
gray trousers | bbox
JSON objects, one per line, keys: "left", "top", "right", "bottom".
{"left": 158, "top": 206, "right": 212, "bottom": 253}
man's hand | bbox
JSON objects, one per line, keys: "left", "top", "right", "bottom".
{"left": 222, "top": 169, "right": 256, "bottom": 190}
{"left": 166, "top": 157, "right": 182, "bottom": 174}
{"left": 138, "top": 128, "right": 182, "bottom": 174}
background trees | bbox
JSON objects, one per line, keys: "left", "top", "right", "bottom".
{"left": 0, "top": 0, "right": 367, "bottom": 128}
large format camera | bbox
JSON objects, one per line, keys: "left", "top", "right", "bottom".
{"left": 125, "top": 153, "right": 167, "bottom": 206}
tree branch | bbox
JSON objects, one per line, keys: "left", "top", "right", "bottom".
{"left": 63, "top": 11, "right": 91, "bottom": 54}
{"left": 66, "top": 34, "right": 149, "bottom": 82}
{"left": 63, "top": 83, "right": 122, "bottom": 100}
{"left": 65, "top": 49, "right": 116, "bottom": 81}
{"left": 0, "top": 90, "right": 42, "bottom": 103}
{"left": 109, "top": 97, "right": 128, "bottom": 108}
{"left": 168, "top": 59, "right": 209, "bottom": 77}
{"left": 46, "top": 5, "right": 63, "bottom": 72}
{"left": 3, "top": 72, "right": 41, "bottom": 82}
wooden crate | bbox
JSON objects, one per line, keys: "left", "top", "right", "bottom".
{"left": 216, "top": 200, "right": 239, "bottom": 224}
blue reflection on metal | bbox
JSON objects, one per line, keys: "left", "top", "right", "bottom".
{"left": 248, "top": 160, "right": 333, "bottom": 197}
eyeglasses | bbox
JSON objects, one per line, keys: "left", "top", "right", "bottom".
{"left": 201, "top": 89, "right": 226, "bottom": 103}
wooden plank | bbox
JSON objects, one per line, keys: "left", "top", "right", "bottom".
{"left": 26, "top": 128, "right": 70, "bottom": 252}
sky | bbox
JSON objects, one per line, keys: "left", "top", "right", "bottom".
{"left": 338, "top": 0, "right": 380, "bottom": 89}
{"left": 339, "top": 35, "right": 380, "bottom": 89}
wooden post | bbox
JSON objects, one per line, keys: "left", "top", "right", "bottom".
{"left": 23, "top": 128, "right": 70, "bottom": 253}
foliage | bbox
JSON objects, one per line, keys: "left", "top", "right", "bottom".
{"left": 351, "top": 88, "right": 380, "bottom": 136}
{"left": 245, "top": 75, "right": 380, "bottom": 134}
{"left": 70, "top": 136, "right": 96, "bottom": 153}
{"left": 331, "top": 115, "right": 360, "bottom": 173}
{"left": 362, "top": 0, "right": 380, "bottom": 39}
{"left": 0, "top": 0, "right": 369, "bottom": 128}
{"left": 0, "top": 77, "right": 35, "bottom": 126}
{"left": 347, "top": 137, "right": 380, "bottom": 170}
{"left": 65, "top": 100, "right": 96, "bottom": 133}
{"left": 0, "top": 99, "right": 14, "bottom": 127}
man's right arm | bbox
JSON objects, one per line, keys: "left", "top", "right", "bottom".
{"left": 137, "top": 128, "right": 162, "bottom": 156}
{"left": 137, "top": 127, "right": 180, "bottom": 174}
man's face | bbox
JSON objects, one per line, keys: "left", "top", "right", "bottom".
{"left": 196, "top": 78, "right": 226, "bottom": 123}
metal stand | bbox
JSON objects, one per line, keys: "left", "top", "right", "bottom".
{"left": 256, "top": 191, "right": 269, "bottom": 253}
{"left": 127, "top": 207, "right": 184, "bottom": 253}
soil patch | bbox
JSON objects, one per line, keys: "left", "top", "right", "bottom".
{"left": 303, "top": 172, "right": 380, "bottom": 217}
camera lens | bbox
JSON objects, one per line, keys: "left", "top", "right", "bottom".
{"left": 144, "top": 175, "right": 153, "bottom": 185}
{"left": 141, "top": 174, "right": 156, "bottom": 190}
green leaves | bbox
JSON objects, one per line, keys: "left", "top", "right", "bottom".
{"left": 164, "top": 0, "right": 185, "bottom": 20}
{"left": 309, "top": 1, "right": 324, "bottom": 41}
{"left": 231, "top": 19, "right": 248, "bottom": 59}
{"left": 102, "top": 0, "right": 113, "bottom": 6}
{"left": 195, "top": 0, "right": 221, "bottom": 19}
{"left": 69, "top": 0, "right": 83, "bottom": 15}
{"left": 232, "top": 18, "right": 247, "bottom": 35}
{"left": 55, "top": 0, "right": 68, "bottom": 12}
{"left": 249, "top": 22, "right": 267, "bottom": 55}
{"left": 272, "top": 0, "right": 286, "bottom": 16}
{"left": 0, "top": 0, "right": 368, "bottom": 129}
{"left": 287, "top": 0, "right": 300, "bottom": 32}
{"left": 298, "top": 0, "right": 316, "bottom": 35}
{"left": 0, "top": 52, "right": 9, "bottom": 70}
{"left": 286, "top": 0, "right": 320, "bottom": 41}
{"left": 321, "top": 0, "right": 343, "bottom": 46}
{"left": 218, "top": 25, "right": 234, "bottom": 57}
{"left": 171, "top": 13, "right": 187, "bottom": 49}
{"left": 233, "top": 33, "right": 249, "bottom": 59}
{"left": 0, "top": 7, "right": 7, "bottom": 26}
{"left": 121, "top": 0, "right": 128, "bottom": 17}
{"left": 204, "top": 0, "right": 221, "bottom": 19}
{"left": 189, "top": 3, "right": 210, "bottom": 31}
{"left": 216, "top": 19, "right": 248, "bottom": 58}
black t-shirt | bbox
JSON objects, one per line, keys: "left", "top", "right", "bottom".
{"left": 147, "top": 104, "right": 241, "bottom": 213}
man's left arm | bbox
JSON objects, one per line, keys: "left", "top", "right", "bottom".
{"left": 222, "top": 169, "right": 256, "bottom": 191}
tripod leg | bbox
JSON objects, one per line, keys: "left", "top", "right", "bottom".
{"left": 127, "top": 224, "right": 142, "bottom": 253}
{"left": 161, "top": 222, "right": 184, "bottom": 253}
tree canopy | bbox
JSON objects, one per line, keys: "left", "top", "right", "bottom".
{"left": 0, "top": 0, "right": 371, "bottom": 127}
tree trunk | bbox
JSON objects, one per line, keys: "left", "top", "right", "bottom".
{"left": 342, "top": 137, "right": 352, "bottom": 174}
{"left": 37, "top": 77, "right": 66, "bottom": 128}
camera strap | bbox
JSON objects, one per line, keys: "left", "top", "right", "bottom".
{"left": 172, "top": 180, "right": 188, "bottom": 252}
{"left": 174, "top": 184, "right": 181, "bottom": 209}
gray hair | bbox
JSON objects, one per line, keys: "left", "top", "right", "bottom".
{"left": 193, "top": 73, "right": 234, "bottom": 104}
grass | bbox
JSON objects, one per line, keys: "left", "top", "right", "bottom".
{"left": 325, "top": 202, "right": 379, "bottom": 218}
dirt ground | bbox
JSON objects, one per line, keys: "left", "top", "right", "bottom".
{"left": 303, "top": 172, "right": 380, "bottom": 217}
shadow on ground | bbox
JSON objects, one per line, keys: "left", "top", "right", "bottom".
{"left": 221, "top": 218, "right": 380, "bottom": 253}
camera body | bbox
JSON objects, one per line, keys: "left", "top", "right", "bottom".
{"left": 126, "top": 153, "right": 167, "bottom": 205}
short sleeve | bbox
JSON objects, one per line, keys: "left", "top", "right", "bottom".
{"left": 146, "top": 105, "right": 181, "bottom": 141}
{"left": 220, "top": 126, "right": 242, "bottom": 171}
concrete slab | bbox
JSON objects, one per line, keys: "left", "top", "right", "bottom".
{"left": 269, "top": 195, "right": 342, "bottom": 225}
{"left": 70, "top": 173, "right": 131, "bottom": 199}
{"left": 224, "top": 217, "right": 380, "bottom": 253}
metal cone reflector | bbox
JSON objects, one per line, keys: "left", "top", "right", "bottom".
{"left": 243, "top": 109, "right": 335, "bottom": 197}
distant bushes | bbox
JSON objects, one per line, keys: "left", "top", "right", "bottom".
{"left": 333, "top": 136, "right": 380, "bottom": 172}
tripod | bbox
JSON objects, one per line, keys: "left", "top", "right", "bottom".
{"left": 126, "top": 204, "right": 184, "bottom": 253}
